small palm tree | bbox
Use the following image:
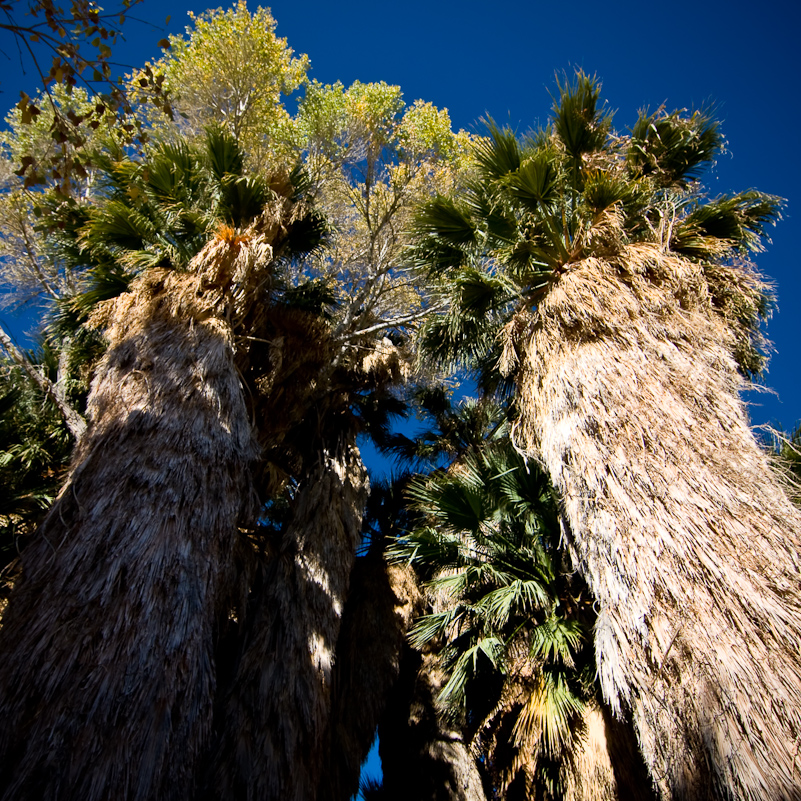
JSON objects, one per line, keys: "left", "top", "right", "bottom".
{"left": 0, "top": 342, "right": 77, "bottom": 598}
{"left": 392, "top": 424, "right": 611, "bottom": 799}
{"left": 413, "top": 72, "right": 801, "bottom": 801}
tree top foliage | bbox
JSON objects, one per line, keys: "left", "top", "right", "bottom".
{"left": 1, "top": 0, "right": 172, "bottom": 188}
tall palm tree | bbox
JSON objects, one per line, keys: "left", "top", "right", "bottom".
{"left": 0, "top": 129, "right": 326, "bottom": 801}
{"left": 413, "top": 72, "right": 801, "bottom": 800}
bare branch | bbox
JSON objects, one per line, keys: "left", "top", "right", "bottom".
{"left": 0, "top": 321, "right": 86, "bottom": 439}
{"left": 337, "top": 303, "right": 448, "bottom": 342}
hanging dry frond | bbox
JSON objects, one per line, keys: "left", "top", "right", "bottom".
{"left": 510, "top": 243, "right": 801, "bottom": 801}
{"left": 206, "top": 440, "right": 369, "bottom": 801}
{"left": 0, "top": 265, "right": 258, "bottom": 801}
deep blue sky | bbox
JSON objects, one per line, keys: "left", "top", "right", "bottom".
{"left": 2, "top": 0, "right": 798, "bottom": 431}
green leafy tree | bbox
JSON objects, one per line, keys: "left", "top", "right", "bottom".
{"left": 137, "top": 1, "right": 308, "bottom": 171}
{"left": 413, "top": 71, "right": 801, "bottom": 801}
{"left": 294, "top": 79, "right": 469, "bottom": 348}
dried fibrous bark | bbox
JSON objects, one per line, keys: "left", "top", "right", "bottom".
{"left": 206, "top": 439, "right": 369, "bottom": 801}
{"left": 0, "top": 236, "right": 260, "bottom": 801}
{"left": 379, "top": 649, "right": 487, "bottom": 801}
{"left": 318, "top": 558, "right": 423, "bottom": 801}
{"left": 507, "top": 244, "right": 801, "bottom": 800}
{"left": 561, "top": 704, "right": 657, "bottom": 801}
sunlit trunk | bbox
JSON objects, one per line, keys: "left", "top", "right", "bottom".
{"left": 508, "top": 245, "right": 801, "bottom": 800}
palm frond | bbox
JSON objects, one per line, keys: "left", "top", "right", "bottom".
{"left": 552, "top": 70, "right": 612, "bottom": 160}
{"left": 628, "top": 107, "right": 722, "bottom": 186}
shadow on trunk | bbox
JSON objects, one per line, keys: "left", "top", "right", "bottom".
{"left": 205, "top": 439, "right": 368, "bottom": 801}
{"left": 378, "top": 646, "right": 487, "bottom": 801}
{"left": 317, "top": 555, "right": 423, "bottom": 801}
{"left": 0, "top": 266, "right": 257, "bottom": 801}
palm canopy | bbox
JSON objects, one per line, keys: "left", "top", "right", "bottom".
{"left": 42, "top": 126, "right": 326, "bottom": 337}
{"left": 412, "top": 70, "right": 780, "bottom": 382}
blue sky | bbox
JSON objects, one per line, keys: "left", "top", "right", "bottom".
{"left": 2, "top": 0, "right": 798, "bottom": 430}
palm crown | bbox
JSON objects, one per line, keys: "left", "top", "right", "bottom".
{"left": 413, "top": 71, "right": 781, "bottom": 382}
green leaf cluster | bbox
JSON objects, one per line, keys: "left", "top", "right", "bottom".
{"left": 388, "top": 398, "right": 596, "bottom": 794}
{"left": 413, "top": 70, "right": 783, "bottom": 381}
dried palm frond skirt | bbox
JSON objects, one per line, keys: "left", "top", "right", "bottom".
{"left": 0, "top": 261, "right": 258, "bottom": 801}
{"left": 505, "top": 245, "right": 801, "bottom": 801}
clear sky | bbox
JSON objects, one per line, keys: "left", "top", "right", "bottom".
{"left": 2, "top": 0, "right": 798, "bottom": 431}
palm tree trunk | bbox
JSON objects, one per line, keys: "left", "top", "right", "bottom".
{"left": 0, "top": 256, "right": 257, "bottom": 801}
{"left": 317, "top": 556, "right": 423, "bottom": 801}
{"left": 206, "top": 437, "right": 369, "bottom": 801}
{"left": 508, "top": 246, "right": 801, "bottom": 800}
{"left": 378, "top": 648, "right": 488, "bottom": 801}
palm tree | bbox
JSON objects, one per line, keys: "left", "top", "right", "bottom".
{"left": 0, "top": 129, "right": 326, "bottom": 801}
{"left": 392, "top": 422, "right": 653, "bottom": 801}
{"left": 413, "top": 72, "right": 801, "bottom": 801}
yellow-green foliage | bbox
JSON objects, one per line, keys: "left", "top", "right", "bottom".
{"left": 140, "top": 2, "right": 308, "bottom": 171}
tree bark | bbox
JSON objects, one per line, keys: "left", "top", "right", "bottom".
{"left": 317, "top": 556, "right": 423, "bottom": 801}
{"left": 206, "top": 438, "right": 369, "bottom": 801}
{"left": 0, "top": 260, "right": 257, "bottom": 801}
{"left": 509, "top": 247, "right": 801, "bottom": 801}
{"left": 378, "top": 647, "right": 487, "bottom": 801}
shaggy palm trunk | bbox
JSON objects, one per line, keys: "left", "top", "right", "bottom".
{"left": 507, "top": 245, "right": 801, "bottom": 800}
{"left": 561, "top": 704, "right": 657, "bottom": 801}
{"left": 0, "top": 246, "right": 258, "bottom": 801}
{"left": 379, "top": 648, "right": 487, "bottom": 801}
{"left": 318, "top": 557, "right": 423, "bottom": 801}
{"left": 207, "top": 438, "right": 368, "bottom": 801}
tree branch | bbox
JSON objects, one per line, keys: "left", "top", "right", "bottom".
{"left": 0, "top": 322, "right": 86, "bottom": 439}
{"left": 337, "top": 302, "right": 447, "bottom": 341}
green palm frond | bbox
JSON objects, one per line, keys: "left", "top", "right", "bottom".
{"left": 481, "top": 579, "right": 553, "bottom": 628}
{"left": 502, "top": 148, "right": 560, "bottom": 211}
{"left": 410, "top": 195, "right": 477, "bottom": 275}
{"left": 204, "top": 125, "right": 245, "bottom": 182}
{"left": 552, "top": 71, "right": 612, "bottom": 161}
{"left": 672, "top": 191, "right": 783, "bottom": 257}
{"left": 474, "top": 119, "right": 522, "bottom": 181}
{"left": 530, "top": 615, "right": 585, "bottom": 667}
{"left": 628, "top": 107, "right": 722, "bottom": 186}
{"left": 518, "top": 667, "right": 587, "bottom": 757}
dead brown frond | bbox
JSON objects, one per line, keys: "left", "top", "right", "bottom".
{"left": 510, "top": 243, "right": 801, "bottom": 800}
